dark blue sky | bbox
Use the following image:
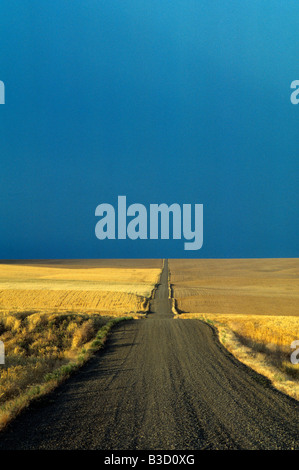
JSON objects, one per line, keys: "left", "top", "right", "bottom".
{"left": 1, "top": 1, "right": 298, "bottom": 259}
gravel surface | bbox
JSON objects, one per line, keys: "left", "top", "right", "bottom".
{"left": 0, "top": 260, "right": 298, "bottom": 450}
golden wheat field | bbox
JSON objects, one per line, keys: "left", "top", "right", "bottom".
{"left": 0, "top": 259, "right": 162, "bottom": 315}
{"left": 169, "top": 259, "right": 299, "bottom": 398}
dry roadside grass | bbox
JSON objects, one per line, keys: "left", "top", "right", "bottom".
{"left": 0, "top": 311, "right": 132, "bottom": 430}
{"left": 0, "top": 259, "right": 162, "bottom": 430}
{"left": 169, "top": 259, "right": 299, "bottom": 401}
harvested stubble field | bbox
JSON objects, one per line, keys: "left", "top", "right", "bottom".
{"left": 170, "top": 258, "right": 299, "bottom": 316}
{"left": 0, "top": 259, "right": 162, "bottom": 429}
{"left": 169, "top": 258, "right": 299, "bottom": 399}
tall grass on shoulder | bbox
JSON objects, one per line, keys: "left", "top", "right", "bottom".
{"left": 180, "top": 313, "right": 299, "bottom": 401}
{"left": 0, "top": 311, "right": 132, "bottom": 431}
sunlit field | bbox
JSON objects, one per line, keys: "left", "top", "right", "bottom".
{"left": 0, "top": 259, "right": 162, "bottom": 315}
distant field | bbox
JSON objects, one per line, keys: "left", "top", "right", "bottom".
{"left": 170, "top": 258, "right": 299, "bottom": 316}
{"left": 0, "top": 259, "right": 162, "bottom": 315}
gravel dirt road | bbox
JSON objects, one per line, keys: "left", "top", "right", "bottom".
{"left": 0, "top": 260, "right": 298, "bottom": 450}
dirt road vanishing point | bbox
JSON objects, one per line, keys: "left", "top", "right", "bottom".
{"left": 0, "top": 260, "right": 298, "bottom": 450}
